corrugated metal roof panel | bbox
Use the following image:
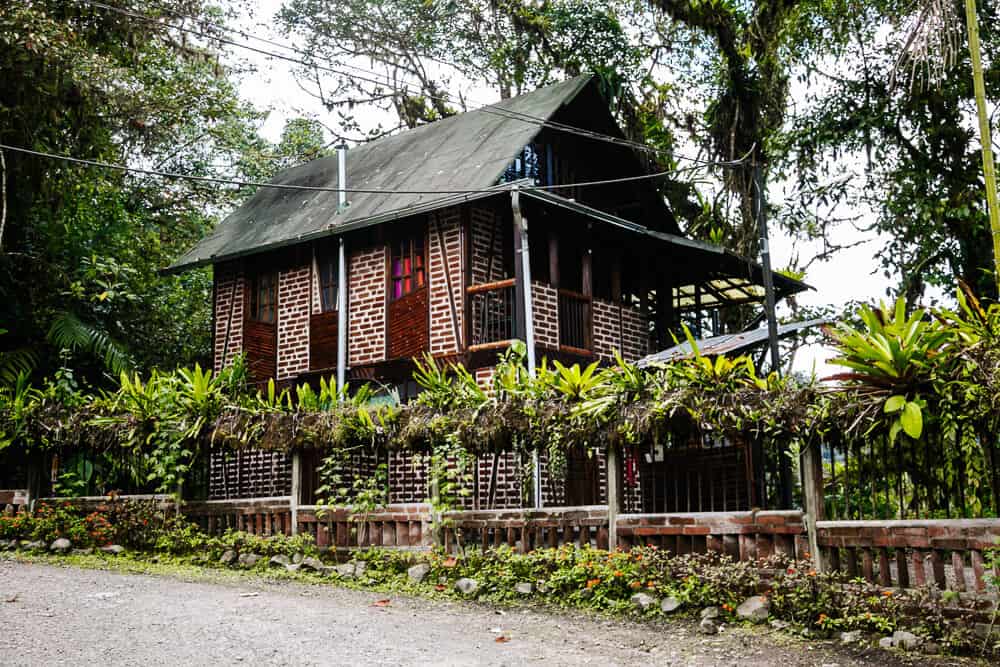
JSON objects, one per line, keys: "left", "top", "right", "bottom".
{"left": 168, "top": 76, "right": 593, "bottom": 272}
{"left": 637, "top": 318, "right": 831, "bottom": 367}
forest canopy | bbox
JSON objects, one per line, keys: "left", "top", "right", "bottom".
{"left": 1, "top": 0, "right": 998, "bottom": 384}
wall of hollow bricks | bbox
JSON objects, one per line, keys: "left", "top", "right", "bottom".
{"left": 207, "top": 202, "right": 652, "bottom": 501}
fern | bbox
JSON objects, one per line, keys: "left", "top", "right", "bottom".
{"left": 0, "top": 347, "right": 38, "bottom": 385}
{"left": 47, "top": 311, "right": 133, "bottom": 375}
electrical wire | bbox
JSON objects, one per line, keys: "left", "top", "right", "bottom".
{"left": 79, "top": 0, "right": 752, "bottom": 168}
{"left": 0, "top": 142, "right": 699, "bottom": 195}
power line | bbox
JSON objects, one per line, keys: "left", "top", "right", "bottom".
{"left": 79, "top": 0, "right": 750, "bottom": 168}
{"left": 0, "top": 142, "right": 696, "bottom": 195}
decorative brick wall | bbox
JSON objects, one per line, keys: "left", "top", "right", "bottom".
{"left": 348, "top": 245, "right": 387, "bottom": 367}
{"left": 208, "top": 449, "right": 292, "bottom": 499}
{"left": 277, "top": 263, "right": 311, "bottom": 379}
{"left": 620, "top": 303, "right": 650, "bottom": 362}
{"left": 474, "top": 367, "right": 495, "bottom": 392}
{"left": 477, "top": 453, "right": 523, "bottom": 509}
{"left": 213, "top": 262, "right": 244, "bottom": 372}
{"left": 531, "top": 281, "right": 559, "bottom": 350}
{"left": 428, "top": 208, "right": 464, "bottom": 355}
{"left": 388, "top": 451, "right": 428, "bottom": 504}
{"left": 592, "top": 298, "right": 650, "bottom": 364}
{"left": 471, "top": 206, "right": 506, "bottom": 285}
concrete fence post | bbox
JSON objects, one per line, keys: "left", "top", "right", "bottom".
{"left": 290, "top": 452, "right": 301, "bottom": 536}
{"left": 607, "top": 445, "right": 620, "bottom": 551}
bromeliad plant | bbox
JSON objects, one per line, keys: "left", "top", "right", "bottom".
{"left": 824, "top": 298, "right": 949, "bottom": 442}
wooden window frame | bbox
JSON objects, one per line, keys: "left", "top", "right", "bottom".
{"left": 248, "top": 270, "right": 277, "bottom": 323}
{"left": 389, "top": 231, "right": 426, "bottom": 301}
{"left": 316, "top": 250, "right": 338, "bottom": 313}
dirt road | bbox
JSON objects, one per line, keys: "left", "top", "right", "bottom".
{"left": 0, "top": 559, "right": 955, "bottom": 666}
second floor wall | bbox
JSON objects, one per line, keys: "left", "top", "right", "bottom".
{"left": 211, "top": 200, "right": 652, "bottom": 385}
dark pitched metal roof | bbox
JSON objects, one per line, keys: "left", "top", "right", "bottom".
{"left": 167, "top": 76, "right": 593, "bottom": 272}
{"left": 637, "top": 318, "right": 830, "bottom": 367}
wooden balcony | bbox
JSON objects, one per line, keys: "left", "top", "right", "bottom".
{"left": 467, "top": 278, "right": 517, "bottom": 351}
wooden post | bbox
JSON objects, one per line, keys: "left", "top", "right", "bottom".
{"left": 548, "top": 230, "right": 559, "bottom": 289}
{"left": 290, "top": 452, "right": 301, "bottom": 536}
{"left": 801, "top": 441, "right": 824, "bottom": 572}
{"left": 607, "top": 446, "right": 621, "bottom": 551}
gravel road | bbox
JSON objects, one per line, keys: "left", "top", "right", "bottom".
{"left": 0, "top": 559, "right": 960, "bottom": 666}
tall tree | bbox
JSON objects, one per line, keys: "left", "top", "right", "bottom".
{"left": 786, "top": 0, "right": 1000, "bottom": 303}
{"left": 0, "top": 0, "right": 325, "bottom": 382}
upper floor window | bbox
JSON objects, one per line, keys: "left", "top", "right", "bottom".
{"left": 390, "top": 233, "right": 425, "bottom": 300}
{"left": 316, "top": 252, "right": 338, "bottom": 312}
{"left": 248, "top": 271, "right": 277, "bottom": 323}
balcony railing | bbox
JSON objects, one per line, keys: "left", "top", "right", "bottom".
{"left": 467, "top": 278, "right": 517, "bottom": 349}
{"left": 558, "top": 288, "right": 592, "bottom": 352}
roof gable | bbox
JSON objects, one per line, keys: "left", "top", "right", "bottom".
{"left": 169, "top": 75, "right": 594, "bottom": 271}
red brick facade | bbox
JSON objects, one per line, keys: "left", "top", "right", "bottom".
{"left": 208, "top": 201, "right": 655, "bottom": 502}
{"left": 428, "top": 207, "right": 464, "bottom": 356}
{"left": 530, "top": 281, "right": 560, "bottom": 350}
{"left": 470, "top": 206, "right": 506, "bottom": 285}
{"left": 592, "top": 298, "right": 649, "bottom": 363}
{"left": 348, "top": 245, "right": 387, "bottom": 367}
{"left": 212, "top": 262, "right": 244, "bottom": 373}
{"left": 276, "top": 263, "right": 311, "bottom": 379}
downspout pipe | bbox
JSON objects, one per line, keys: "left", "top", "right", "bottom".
{"left": 511, "top": 187, "right": 541, "bottom": 507}
{"left": 336, "top": 145, "right": 349, "bottom": 399}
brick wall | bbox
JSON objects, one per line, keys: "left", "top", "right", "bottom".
{"left": 428, "top": 208, "right": 464, "bottom": 355}
{"left": 531, "top": 281, "right": 559, "bottom": 349}
{"left": 592, "top": 298, "right": 650, "bottom": 364}
{"left": 471, "top": 206, "right": 506, "bottom": 285}
{"left": 477, "top": 452, "right": 523, "bottom": 509}
{"left": 277, "top": 263, "right": 311, "bottom": 379}
{"left": 208, "top": 448, "right": 292, "bottom": 499}
{"left": 474, "top": 367, "right": 495, "bottom": 392}
{"left": 620, "top": 303, "right": 650, "bottom": 363}
{"left": 388, "top": 451, "right": 428, "bottom": 504}
{"left": 213, "top": 262, "right": 244, "bottom": 372}
{"left": 348, "top": 245, "right": 387, "bottom": 366}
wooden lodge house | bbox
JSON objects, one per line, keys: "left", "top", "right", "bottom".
{"left": 166, "top": 75, "right": 806, "bottom": 512}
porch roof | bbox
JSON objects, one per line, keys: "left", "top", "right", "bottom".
{"left": 522, "top": 189, "right": 810, "bottom": 310}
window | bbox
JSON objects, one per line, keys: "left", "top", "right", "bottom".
{"left": 248, "top": 271, "right": 277, "bottom": 323}
{"left": 316, "top": 252, "right": 338, "bottom": 312}
{"left": 390, "top": 233, "right": 426, "bottom": 300}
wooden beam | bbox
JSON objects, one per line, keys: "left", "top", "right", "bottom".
{"left": 801, "top": 442, "right": 824, "bottom": 572}
{"left": 581, "top": 248, "right": 593, "bottom": 298}
{"left": 548, "top": 229, "right": 559, "bottom": 288}
{"left": 610, "top": 253, "right": 622, "bottom": 303}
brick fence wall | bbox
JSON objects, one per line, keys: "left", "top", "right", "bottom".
{"left": 816, "top": 519, "right": 1000, "bottom": 592}
{"left": 208, "top": 449, "right": 292, "bottom": 500}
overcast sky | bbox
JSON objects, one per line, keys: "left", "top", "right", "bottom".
{"left": 228, "top": 0, "right": 898, "bottom": 377}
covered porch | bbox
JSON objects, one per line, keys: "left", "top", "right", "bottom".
{"left": 463, "top": 188, "right": 808, "bottom": 366}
